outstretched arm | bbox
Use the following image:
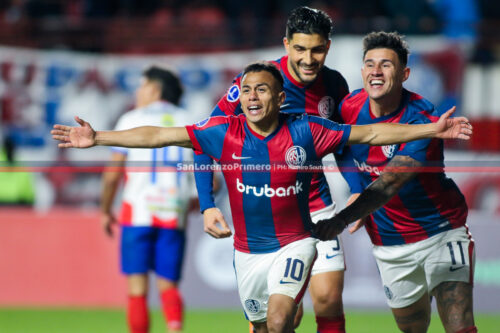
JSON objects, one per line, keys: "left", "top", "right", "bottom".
{"left": 52, "top": 116, "right": 193, "bottom": 149}
{"left": 314, "top": 155, "right": 420, "bottom": 240}
{"left": 348, "top": 107, "right": 472, "bottom": 146}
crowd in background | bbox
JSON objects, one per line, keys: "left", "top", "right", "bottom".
{"left": 0, "top": 1, "right": 498, "bottom": 209}
{"left": 0, "top": 0, "right": 497, "bottom": 63}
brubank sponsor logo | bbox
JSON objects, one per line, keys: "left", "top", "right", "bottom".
{"left": 236, "top": 178, "right": 303, "bottom": 197}
{"left": 354, "top": 159, "right": 381, "bottom": 175}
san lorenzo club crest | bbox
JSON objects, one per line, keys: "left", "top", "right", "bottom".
{"left": 384, "top": 285, "right": 393, "bottom": 300}
{"left": 245, "top": 299, "right": 260, "bottom": 313}
{"left": 318, "top": 96, "right": 335, "bottom": 118}
{"left": 382, "top": 145, "right": 397, "bottom": 158}
{"left": 285, "top": 146, "right": 307, "bottom": 169}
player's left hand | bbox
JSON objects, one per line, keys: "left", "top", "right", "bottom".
{"left": 313, "top": 215, "right": 347, "bottom": 241}
{"left": 435, "top": 106, "right": 473, "bottom": 140}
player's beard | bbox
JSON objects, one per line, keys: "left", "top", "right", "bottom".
{"left": 293, "top": 65, "right": 319, "bottom": 85}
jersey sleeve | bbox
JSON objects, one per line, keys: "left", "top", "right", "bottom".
{"left": 396, "top": 115, "right": 433, "bottom": 162}
{"left": 185, "top": 116, "right": 229, "bottom": 161}
{"left": 197, "top": 75, "right": 243, "bottom": 213}
{"left": 193, "top": 153, "right": 217, "bottom": 212}
{"left": 308, "top": 117, "right": 351, "bottom": 158}
{"left": 334, "top": 147, "right": 364, "bottom": 193}
{"left": 211, "top": 75, "right": 244, "bottom": 117}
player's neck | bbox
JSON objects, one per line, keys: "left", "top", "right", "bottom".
{"left": 247, "top": 118, "right": 279, "bottom": 138}
{"left": 369, "top": 91, "right": 403, "bottom": 118}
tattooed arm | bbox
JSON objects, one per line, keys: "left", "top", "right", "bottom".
{"left": 314, "top": 155, "right": 421, "bottom": 240}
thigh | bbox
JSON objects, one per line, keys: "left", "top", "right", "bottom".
{"left": 432, "top": 281, "right": 475, "bottom": 332}
{"left": 234, "top": 238, "right": 317, "bottom": 324}
{"left": 373, "top": 244, "right": 427, "bottom": 309}
{"left": 427, "top": 228, "right": 476, "bottom": 332}
{"left": 154, "top": 228, "right": 186, "bottom": 282}
{"left": 391, "top": 291, "right": 431, "bottom": 332}
{"left": 121, "top": 226, "right": 155, "bottom": 275}
{"left": 234, "top": 250, "right": 272, "bottom": 323}
{"left": 425, "top": 227, "right": 475, "bottom": 292}
{"left": 311, "top": 236, "right": 345, "bottom": 275}
{"left": 268, "top": 237, "right": 318, "bottom": 303}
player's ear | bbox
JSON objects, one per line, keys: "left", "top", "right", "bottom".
{"left": 283, "top": 37, "right": 290, "bottom": 50}
{"left": 278, "top": 91, "right": 286, "bottom": 106}
{"left": 402, "top": 67, "right": 410, "bottom": 82}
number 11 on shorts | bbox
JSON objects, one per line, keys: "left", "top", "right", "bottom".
{"left": 447, "top": 241, "right": 466, "bottom": 267}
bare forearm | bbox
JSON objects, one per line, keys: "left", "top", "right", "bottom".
{"left": 337, "top": 156, "right": 420, "bottom": 223}
{"left": 361, "top": 123, "right": 437, "bottom": 145}
{"left": 337, "top": 178, "right": 397, "bottom": 224}
{"left": 95, "top": 127, "right": 192, "bottom": 148}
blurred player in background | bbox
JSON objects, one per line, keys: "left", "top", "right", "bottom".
{"left": 317, "top": 31, "right": 477, "bottom": 333}
{"left": 194, "top": 7, "right": 350, "bottom": 332}
{"left": 53, "top": 61, "right": 471, "bottom": 333}
{"left": 100, "top": 66, "right": 193, "bottom": 333}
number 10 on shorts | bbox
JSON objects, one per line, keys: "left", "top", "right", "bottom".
{"left": 283, "top": 258, "right": 305, "bottom": 281}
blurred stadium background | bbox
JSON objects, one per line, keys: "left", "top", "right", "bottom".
{"left": 0, "top": 0, "right": 499, "bottom": 332}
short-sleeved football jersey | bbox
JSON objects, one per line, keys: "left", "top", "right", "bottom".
{"left": 338, "top": 89, "right": 468, "bottom": 246}
{"left": 113, "top": 101, "right": 193, "bottom": 229}
{"left": 187, "top": 113, "right": 351, "bottom": 253}
{"left": 195, "top": 55, "right": 349, "bottom": 213}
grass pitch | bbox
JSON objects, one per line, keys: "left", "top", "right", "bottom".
{"left": 0, "top": 308, "right": 498, "bottom": 332}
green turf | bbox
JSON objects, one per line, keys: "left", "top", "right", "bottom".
{"left": 0, "top": 308, "right": 498, "bottom": 332}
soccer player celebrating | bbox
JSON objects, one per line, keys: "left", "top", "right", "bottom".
{"left": 100, "top": 66, "right": 192, "bottom": 333}
{"left": 52, "top": 62, "right": 472, "bottom": 333}
{"left": 315, "top": 32, "right": 477, "bottom": 333}
{"left": 195, "top": 7, "right": 350, "bottom": 332}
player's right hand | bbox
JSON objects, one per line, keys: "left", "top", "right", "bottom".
{"left": 313, "top": 215, "right": 347, "bottom": 241}
{"left": 203, "top": 207, "right": 232, "bottom": 238}
{"left": 51, "top": 116, "right": 96, "bottom": 148}
{"left": 101, "top": 212, "right": 117, "bottom": 238}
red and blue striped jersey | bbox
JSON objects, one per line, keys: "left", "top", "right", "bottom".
{"left": 338, "top": 88, "right": 468, "bottom": 246}
{"left": 187, "top": 113, "right": 351, "bottom": 253}
{"left": 195, "top": 55, "right": 349, "bottom": 213}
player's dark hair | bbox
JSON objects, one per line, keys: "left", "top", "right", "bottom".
{"left": 242, "top": 62, "right": 284, "bottom": 91}
{"left": 286, "top": 6, "right": 333, "bottom": 40}
{"left": 143, "top": 66, "right": 183, "bottom": 106}
{"left": 363, "top": 31, "right": 410, "bottom": 67}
